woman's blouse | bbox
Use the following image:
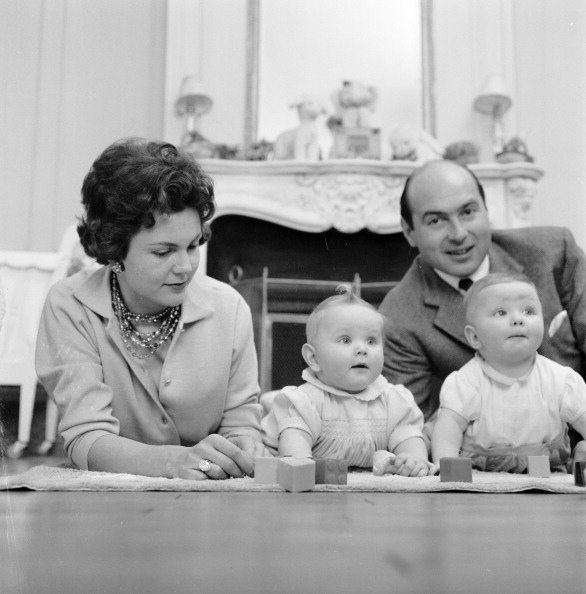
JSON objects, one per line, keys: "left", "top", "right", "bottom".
{"left": 35, "top": 267, "right": 262, "bottom": 469}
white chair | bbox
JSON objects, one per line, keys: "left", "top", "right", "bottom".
{"left": 0, "top": 250, "right": 60, "bottom": 457}
{"left": 0, "top": 224, "right": 98, "bottom": 457}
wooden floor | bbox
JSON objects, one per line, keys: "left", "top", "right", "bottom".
{"left": 2, "top": 454, "right": 586, "bottom": 593}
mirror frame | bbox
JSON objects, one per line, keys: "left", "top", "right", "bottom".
{"left": 243, "top": 0, "right": 436, "bottom": 151}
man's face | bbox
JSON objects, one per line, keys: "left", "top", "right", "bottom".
{"left": 402, "top": 162, "right": 491, "bottom": 278}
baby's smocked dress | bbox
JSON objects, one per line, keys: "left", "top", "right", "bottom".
{"left": 261, "top": 368, "right": 424, "bottom": 468}
{"left": 439, "top": 353, "right": 586, "bottom": 472}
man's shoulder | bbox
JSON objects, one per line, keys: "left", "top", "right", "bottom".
{"left": 492, "top": 226, "right": 572, "bottom": 251}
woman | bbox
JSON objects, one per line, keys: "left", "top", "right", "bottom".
{"left": 36, "top": 138, "right": 264, "bottom": 479}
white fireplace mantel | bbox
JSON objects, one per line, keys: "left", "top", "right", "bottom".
{"left": 200, "top": 159, "right": 544, "bottom": 235}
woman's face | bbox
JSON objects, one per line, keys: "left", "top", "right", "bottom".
{"left": 116, "top": 208, "right": 202, "bottom": 314}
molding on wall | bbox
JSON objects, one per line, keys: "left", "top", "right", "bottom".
{"left": 243, "top": 0, "right": 260, "bottom": 150}
{"left": 421, "top": 0, "right": 436, "bottom": 136}
{"left": 28, "top": 3, "right": 67, "bottom": 249}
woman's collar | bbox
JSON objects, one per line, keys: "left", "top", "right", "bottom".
{"left": 74, "top": 267, "right": 212, "bottom": 323}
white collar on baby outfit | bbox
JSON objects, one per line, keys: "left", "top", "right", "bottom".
{"left": 475, "top": 352, "right": 536, "bottom": 385}
{"left": 301, "top": 368, "right": 388, "bottom": 402}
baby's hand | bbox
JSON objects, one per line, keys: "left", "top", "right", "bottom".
{"left": 388, "top": 453, "right": 436, "bottom": 477}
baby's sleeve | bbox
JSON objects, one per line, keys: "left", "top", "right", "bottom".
{"left": 559, "top": 369, "right": 586, "bottom": 425}
{"left": 439, "top": 367, "right": 481, "bottom": 422}
{"left": 261, "top": 386, "right": 322, "bottom": 448}
{"left": 386, "top": 384, "right": 425, "bottom": 452}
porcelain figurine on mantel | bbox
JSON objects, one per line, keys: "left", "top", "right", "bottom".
{"left": 389, "top": 124, "right": 445, "bottom": 163}
{"left": 329, "top": 80, "right": 381, "bottom": 159}
{"left": 331, "top": 80, "right": 378, "bottom": 129}
{"left": 272, "top": 96, "right": 331, "bottom": 161}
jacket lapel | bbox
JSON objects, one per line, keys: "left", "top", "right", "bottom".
{"left": 421, "top": 262, "right": 468, "bottom": 346}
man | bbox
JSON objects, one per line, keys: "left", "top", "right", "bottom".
{"left": 379, "top": 159, "right": 586, "bottom": 423}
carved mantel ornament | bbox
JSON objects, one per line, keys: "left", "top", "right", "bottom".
{"left": 199, "top": 159, "right": 544, "bottom": 235}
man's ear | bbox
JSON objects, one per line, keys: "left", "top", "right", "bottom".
{"left": 400, "top": 217, "right": 417, "bottom": 248}
{"left": 302, "top": 343, "right": 320, "bottom": 372}
{"left": 464, "top": 324, "right": 481, "bottom": 350}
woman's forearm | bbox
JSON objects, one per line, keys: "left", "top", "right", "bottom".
{"left": 87, "top": 433, "right": 189, "bottom": 478}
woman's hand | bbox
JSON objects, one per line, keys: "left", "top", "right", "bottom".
{"left": 176, "top": 433, "right": 256, "bottom": 480}
{"left": 227, "top": 435, "right": 270, "bottom": 460}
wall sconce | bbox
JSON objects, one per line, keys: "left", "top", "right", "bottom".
{"left": 473, "top": 74, "right": 512, "bottom": 157}
{"left": 176, "top": 76, "right": 213, "bottom": 143}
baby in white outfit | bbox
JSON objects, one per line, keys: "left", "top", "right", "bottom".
{"left": 432, "top": 272, "right": 586, "bottom": 472}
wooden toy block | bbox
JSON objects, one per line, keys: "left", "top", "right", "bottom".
{"left": 254, "top": 457, "right": 281, "bottom": 484}
{"left": 574, "top": 461, "right": 586, "bottom": 487}
{"left": 527, "top": 455, "right": 550, "bottom": 478}
{"left": 372, "top": 450, "right": 396, "bottom": 476}
{"left": 439, "top": 457, "right": 472, "bottom": 483}
{"left": 277, "top": 458, "right": 316, "bottom": 492}
{"left": 314, "top": 458, "right": 348, "bottom": 484}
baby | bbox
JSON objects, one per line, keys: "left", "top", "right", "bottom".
{"left": 262, "top": 285, "right": 435, "bottom": 477}
{"left": 432, "top": 272, "right": 586, "bottom": 472}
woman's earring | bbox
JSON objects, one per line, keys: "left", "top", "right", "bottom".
{"left": 112, "top": 261, "right": 125, "bottom": 274}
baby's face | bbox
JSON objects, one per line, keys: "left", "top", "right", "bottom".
{"left": 466, "top": 281, "right": 544, "bottom": 369}
{"left": 311, "top": 304, "right": 384, "bottom": 393}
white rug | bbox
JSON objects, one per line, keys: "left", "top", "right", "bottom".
{"left": 1, "top": 465, "right": 584, "bottom": 493}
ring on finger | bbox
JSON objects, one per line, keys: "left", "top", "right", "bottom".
{"left": 198, "top": 459, "right": 212, "bottom": 473}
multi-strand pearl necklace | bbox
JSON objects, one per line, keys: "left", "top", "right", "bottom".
{"left": 110, "top": 272, "right": 181, "bottom": 359}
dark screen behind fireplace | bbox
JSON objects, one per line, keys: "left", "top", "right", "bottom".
{"left": 207, "top": 215, "right": 414, "bottom": 284}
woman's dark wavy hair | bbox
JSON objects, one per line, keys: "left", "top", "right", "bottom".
{"left": 78, "top": 137, "right": 216, "bottom": 264}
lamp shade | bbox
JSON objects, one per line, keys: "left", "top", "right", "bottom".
{"left": 176, "top": 76, "right": 213, "bottom": 117}
{"left": 473, "top": 74, "right": 512, "bottom": 115}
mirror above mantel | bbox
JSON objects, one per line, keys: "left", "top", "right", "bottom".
{"left": 244, "top": 0, "right": 435, "bottom": 154}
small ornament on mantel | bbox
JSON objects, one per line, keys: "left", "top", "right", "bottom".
{"left": 330, "top": 80, "right": 381, "bottom": 159}
{"left": 389, "top": 124, "right": 444, "bottom": 163}
{"left": 496, "top": 135, "right": 535, "bottom": 164}
{"left": 272, "top": 96, "right": 330, "bottom": 161}
{"left": 443, "top": 140, "right": 480, "bottom": 166}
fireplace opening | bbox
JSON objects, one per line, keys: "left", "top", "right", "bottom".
{"left": 207, "top": 215, "right": 414, "bottom": 284}
{"left": 206, "top": 215, "right": 414, "bottom": 391}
